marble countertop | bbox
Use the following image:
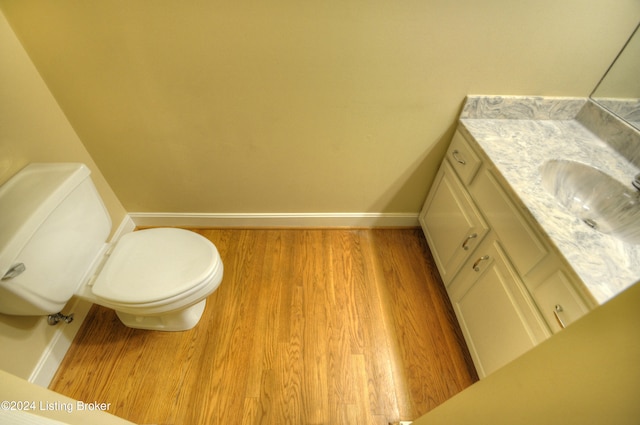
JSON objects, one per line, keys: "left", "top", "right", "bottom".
{"left": 458, "top": 96, "right": 640, "bottom": 305}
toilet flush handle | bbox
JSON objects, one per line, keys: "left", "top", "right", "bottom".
{"left": 2, "top": 263, "right": 26, "bottom": 281}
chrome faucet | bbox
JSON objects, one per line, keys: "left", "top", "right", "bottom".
{"left": 633, "top": 173, "right": 640, "bottom": 191}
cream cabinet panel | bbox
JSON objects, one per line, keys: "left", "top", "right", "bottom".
{"left": 469, "top": 168, "right": 547, "bottom": 277}
{"left": 449, "top": 237, "right": 551, "bottom": 378}
{"left": 419, "top": 161, "right": 489, "bottom": 285}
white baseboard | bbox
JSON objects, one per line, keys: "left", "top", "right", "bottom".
{"left": 28, "top": 215, "right": 135, "bottom": 387}
{"left": 28, "top": 298, "right": 93, "bottom": 387}
{"left": 112, "top": 213, "right": 136, "bottom": 236}
{"left": 129, "top": 212, "right": 420, "bottom": 228}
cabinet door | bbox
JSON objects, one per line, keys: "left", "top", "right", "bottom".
{"left": 449, "top": 237, "right": 551, "bottom": 378}
{"left": 533, "top": 270, "right": 590, "bottom": 333}
{"left": 419, "top": 161, "right": 489, "bottom": 285}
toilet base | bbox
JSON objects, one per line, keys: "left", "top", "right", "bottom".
{"left": 115, "top": 299, "right": 207, "bottom": 331}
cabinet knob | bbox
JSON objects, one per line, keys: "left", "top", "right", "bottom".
{"left": 472, "top": 255, "right": 490, "bottom": 271}
{"left": 462, "top": 233, "right": 478, "bottom": 250}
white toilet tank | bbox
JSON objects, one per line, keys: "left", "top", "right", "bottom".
{"left": 0, "top": 163, "right": 111, "bottom": 315}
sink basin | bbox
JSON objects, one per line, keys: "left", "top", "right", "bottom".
{"left": 540, "top": 160, "right": 640, "bottom": 245}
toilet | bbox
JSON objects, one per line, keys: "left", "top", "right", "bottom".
{"left": 0, "top": 163, "right": 223, "bottom": 331}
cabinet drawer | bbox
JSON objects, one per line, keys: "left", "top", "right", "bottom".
{"left": 470, "top": 168, "right": 547, "bottom": 276}
{"left": 533, "top": 270, "right": 589, "bottom": 333}
{"left": 446, "top": 131, "right": 482, "bottom": 185}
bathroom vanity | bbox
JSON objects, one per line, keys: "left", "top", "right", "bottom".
{"left": 420, "top": 96, "right": 640, "bottom": 378}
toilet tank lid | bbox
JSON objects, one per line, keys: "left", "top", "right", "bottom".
{"left": 0, "top": 163, "right": 90, "bottom": 278}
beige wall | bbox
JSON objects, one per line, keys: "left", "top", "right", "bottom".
{"left": 0, "top": 10, "right": 126, "bottom": 227}
{"left": 414, "top": 281, "right": 640, "bottom": 425}
{"left": 0, "top": 10, "right": 126, "bottom": 381}
{"left": 1, "top": 0, "right": 639, "bottom": 214}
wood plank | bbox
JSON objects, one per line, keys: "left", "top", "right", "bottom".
{"left": 49, "top": 228, "right": 477, "bottom": 424}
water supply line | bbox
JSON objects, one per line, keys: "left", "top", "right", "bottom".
{"left": 47, "top": 312, "right": 74, "bottom": 326}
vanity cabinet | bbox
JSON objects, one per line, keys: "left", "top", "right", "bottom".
{"left": 420, "top": 129, "right": 591, "bottom": 378}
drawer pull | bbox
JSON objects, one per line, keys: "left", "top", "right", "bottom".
{"left": 452, "top": 150, "right": 466, "bottom": 165}
{"left": 462, "top": 233, "right": 478, "bottom": 250}
{"left": 2, "top": 263, "right": 26, "bottom": 281}
{"left": 472, "top": 255, "right": 490, "bottom": 271}
{"left": 553, "top": 304, "right": 567, "bottom": 329}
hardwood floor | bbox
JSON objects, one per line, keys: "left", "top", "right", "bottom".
{"left": 50, "top": 228, "right": 477, "bottom": 425}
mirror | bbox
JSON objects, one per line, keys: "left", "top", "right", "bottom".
{"left": 591, "top": 22, "right": 640, "bottom": 131}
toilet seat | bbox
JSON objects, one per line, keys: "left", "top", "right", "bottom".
{"left": 91, "top": 228, "right": 221, "bottom": 308}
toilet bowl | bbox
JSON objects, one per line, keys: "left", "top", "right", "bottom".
{"left": 0, "top": 163, "right": 224, "bottom": 331}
